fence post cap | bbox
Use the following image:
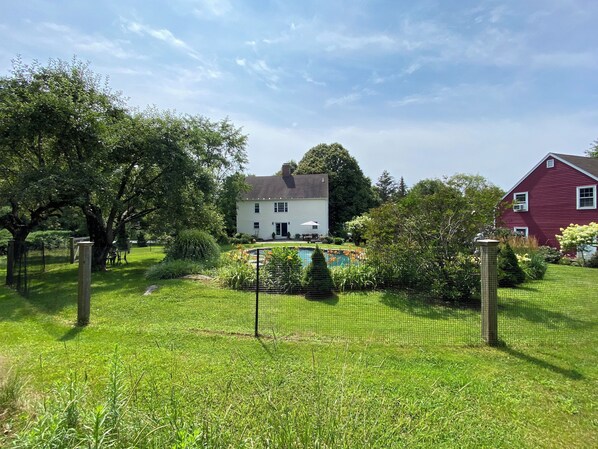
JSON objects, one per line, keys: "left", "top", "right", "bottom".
{"left": 476, "top": 239, "right": 499, "bottom": 246}
{"left": 77, "top": 241, "right": 94, "bottom": 246}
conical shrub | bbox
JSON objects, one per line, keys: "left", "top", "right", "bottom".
{"left": 498, "top": 243, "right": 525, "bottom": 287}
{"left": 303, "top": 246, "right": 334, "bottom": 299}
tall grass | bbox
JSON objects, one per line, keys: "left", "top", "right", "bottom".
{"left": 8, "top": 349, "right": 432, "bottom": 448}
{"left": 0, "top": 367, "right": 25, "bottom": 417}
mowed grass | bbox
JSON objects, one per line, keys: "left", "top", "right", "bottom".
{"left": 0, "top": 247, "right": 596, "bottom": 448}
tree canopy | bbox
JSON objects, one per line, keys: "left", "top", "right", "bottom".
{"left": 364, "top": 175, "right": 504, "bottom": 300}
{"left": 0, "top": 57, "right": 247, "bottom": 269}
{"left": 295, "top": 143, "right": 376, "bottom": 233}
{"left": 0, "top": 57, "right": 121, "bottom": 245}
{"left": 374, "top": 170, "right": 398, "bottom": 203}
{"left": 588, "top": 139, "right": 598, "bottom": 158}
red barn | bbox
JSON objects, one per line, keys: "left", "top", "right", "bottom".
{"left": 500, "top": 153, "right": 598, "bottom": 248}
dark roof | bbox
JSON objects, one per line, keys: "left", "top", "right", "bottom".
{"left": 241, "top": 174, "right": 329, "bottom": 200}
{"left": 552, "top": 153, "right": 598, "bottom": 179}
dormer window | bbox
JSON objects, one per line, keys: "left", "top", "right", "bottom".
{"left": 546, "top": 159, "right": 554, "bottom": 168}
{"left": 513, "top": 192, "right": 528, "bottom": 212}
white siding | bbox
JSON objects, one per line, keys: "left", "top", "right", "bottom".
{"left": 237, "top": 198, "right": 329, "bottom": 239}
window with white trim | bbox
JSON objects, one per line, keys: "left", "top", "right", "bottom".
{"left": 253, "top": 222, "right": 259, "bottom": 230}
{"left": 577, "top": 185, "right": 596, "bottom": 209}
{"left": 254, "top": 203, "right": 260, "bottom": 213}
{"left": 514, "top": 227, "right": 528, "bottom": 237}
{"left": 546, "top": 159, "right": 554, "bottom": 168}
{"left": 513, "top": 192, "right": 528, "bottom": 212}
{"left": 274, "top": 201, "right": 288, "bottom": 213}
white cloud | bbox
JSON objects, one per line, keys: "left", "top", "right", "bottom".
{"left": 123, "top": 19, "right": 204, "bottom": 61}
{"left": 325, "top": 88, "right": 375, "bottom": 108}
{"left": 318, "top": 31, "right": 396, "bottom": 52}
{"left": 532, "top": 52, "right": 598, "bottom": 69}
{"left": 239, "top": 59, "right": 282, "bottom": 90}
{"left": 192, "top": 0, "right": 232, "bottom": 18}
{"left": 325, "top": 92, "right": 361, "bottom": 107}
{"left": 303, "top": 73, "right": 326, "bottom": 86}
{"left": 34, "top": 22, "right": 136, "bottom": 59}
{"left": 235, "top": 58, "right": 246, "bottom": 66}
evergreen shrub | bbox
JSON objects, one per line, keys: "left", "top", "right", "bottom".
{"left": 498, "top": 243, "right": 526, "bottom": 287}
{"left": 586, "top": 251, "right": 598, "bottom": 268}
{"left": 303, "top": 246, "right": 334, "bottom": 299}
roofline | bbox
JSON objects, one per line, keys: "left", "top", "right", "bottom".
{"left": 501, "top": 153, "right": 598, "bottom": 201}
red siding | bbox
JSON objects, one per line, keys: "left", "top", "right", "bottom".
{"left": 500, "top": 156, "right": 598, "bottom": 248}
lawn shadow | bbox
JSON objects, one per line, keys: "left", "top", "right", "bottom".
{"left": 59, "top": 325, "right": 86, "bottom": 342}
{"left": 305, "top": 293, "right": 339, "bottom": 305}
{"left": 380, "top": 289, "right": 480, "bottom": 320}
{"left": 1, "top": 260, "right": 151, "bottom": 320}
{"left": 496, "top": 345, "right": 583, "bottom": 380}
{"left": 498, "top": 296, "right": 591, "bottom": 330}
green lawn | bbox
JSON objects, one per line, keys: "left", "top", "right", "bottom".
{"left": 0, "top": 247, "right": 596, "bottom": 448}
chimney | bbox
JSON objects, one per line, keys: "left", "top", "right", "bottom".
{"left": 282, "top": 163, "right": 291, "bottom": 177}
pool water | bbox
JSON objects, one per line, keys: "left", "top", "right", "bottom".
{"left": 296, "top": 248, "right": 353, "bottom": 267}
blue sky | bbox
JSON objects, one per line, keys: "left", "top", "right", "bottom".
{"left": 1, "top": 0, "right": 597, "bottom": 189}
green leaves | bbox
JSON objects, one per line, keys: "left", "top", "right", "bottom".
{"left": 295, "top": 143, "right": 376, "bottom": 233}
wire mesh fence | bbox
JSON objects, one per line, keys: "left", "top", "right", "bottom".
{"left": 218, "top": 244, "right": 595, "bottom": 346}
{"left": 4, "top": 237, "right": 71, "bottom": 297}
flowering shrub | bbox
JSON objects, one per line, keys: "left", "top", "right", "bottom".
{"left": 516, "top": 252, "right": 547, "bottom": 280}
{"left": 218, "top": 247, "right": 256, "bottom": 289}
{"left": 557, "top": 222, "right": 598, "bottom": 265}
{"left": 262, "top": 246, "right": 303, "bottom": 293}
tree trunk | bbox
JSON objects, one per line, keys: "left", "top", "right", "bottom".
{"left": 12, "top": 227, "right": 30, "bottom": 262}
{"left": 82, "top": 205, "right": 112, "bottom": 271}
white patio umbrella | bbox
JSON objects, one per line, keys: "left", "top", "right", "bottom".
{"left": 301, "top": 221, "right": 319, "bottom": 226}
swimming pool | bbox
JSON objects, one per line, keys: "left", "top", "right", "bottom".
{"left": 249, "top": 247, "right": 363, "bottom": 268}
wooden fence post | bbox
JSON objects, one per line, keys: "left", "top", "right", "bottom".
{"left": 69, "top": 237, "right": 75, "bottom": 264}
{"left": 477, "top": 239, "right": 499, "bottom": 345}
{"left": 6, "top": 239, "right": 15, "bottom": 286}
{"left": 77, "top": 242, "right": 94, "bottom": 326}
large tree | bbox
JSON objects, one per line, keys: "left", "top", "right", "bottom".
{"left": 0, "top": 58, "right": 247, "bottom": 270}
{"left": 374, "top": 170, "right": 398, "bottom": 203}
{"left": 78, "top": 112, "right": 247, "bottom": 269}
{"left": 0, "top": 58, "right": 120, "bottom": 252}
{"left": 295, "top": 143, "right": 376, "bottom": 233}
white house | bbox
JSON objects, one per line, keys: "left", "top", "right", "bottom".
{"left": 236, "top": 164, "right": 329, "bottom": 239}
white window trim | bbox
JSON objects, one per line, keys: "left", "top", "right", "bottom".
{"left": 274, "top": 201, "right": 288, "bottom": 213}
{"left": 546, "top": 159, "right": 554, "bottom": 168}
{"left": 514, "top": 227, "right": 529, "bottom": 237}
{"left": 513, "top": 191, "right": 528, "bottom": 212}
{"left": 577, "top": 185, "right": 597, "bottom": 210}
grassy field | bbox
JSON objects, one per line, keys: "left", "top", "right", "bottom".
{"left": 0, "top": 247, "right": 596, "bottom": 448}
